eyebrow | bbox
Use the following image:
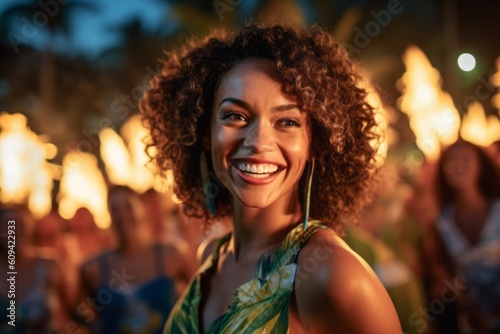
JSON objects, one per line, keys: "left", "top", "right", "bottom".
{"left": 217, "top": 97, "right": 301, "bottom": 113}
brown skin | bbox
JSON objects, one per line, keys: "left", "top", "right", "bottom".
{"left": 196, "top": 60, "right": 401, "bottom": 333}
{"left": 142, "top": 22, "right": 401, "bottom": 333}
{"left": 199, "top": 230, "right": 401, "bottom": 334}
{"left": 141, "top": 23, "right": 380, "bottom": 233}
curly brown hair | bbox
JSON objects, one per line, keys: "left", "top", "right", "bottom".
{"left": 140, "top": 22, "right": 380, "bottom": 232}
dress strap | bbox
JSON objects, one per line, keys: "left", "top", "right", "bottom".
{"left": 259, "top": 220, "right": 327, "bottom": 279}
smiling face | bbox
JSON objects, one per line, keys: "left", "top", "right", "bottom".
{"left": 108, "top": 188, "right": 147, "bottom": 243}
{"left": 442, "top": 143, "right": 481, "bottom": 193}
{"left": 210, "top": 59, "right": 311, "bottom": 210}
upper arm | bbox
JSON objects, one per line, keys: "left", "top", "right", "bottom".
{"left": 295, "top": 229, "right": 402, "bottom": 334}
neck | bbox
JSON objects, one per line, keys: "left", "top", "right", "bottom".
{"left": 453, "top": 187, "right": 487, "bottom": 209}
{"left": 118, "top": 234, "right": 149, "bottom": 255}
{"left": 228, "top": 191, "right": 303, "bottom": 262}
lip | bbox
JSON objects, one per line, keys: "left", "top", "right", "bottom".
{"left": 231, "top": 157, "right": 285, "bottom": 166}
{"left": 231, "top": 165, "right": 282, "bottom": 185}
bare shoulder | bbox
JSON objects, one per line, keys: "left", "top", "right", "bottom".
{"left": 294, "top": 228, "right": 402, "bottom": 334}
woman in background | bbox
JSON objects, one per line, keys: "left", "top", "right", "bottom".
{"left": 426, "top": 140, "right": 500, "bottom": 333}
{"left": 0, "top": 205, "right": 71, "bottom": 334}
{"left": 79, "top": 185, "right": 193, "bottom": 334}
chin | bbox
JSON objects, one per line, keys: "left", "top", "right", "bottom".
{"left": 235, "top": 197, "right": 271, "bottom": 209}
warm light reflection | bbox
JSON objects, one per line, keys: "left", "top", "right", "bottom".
{"left": 99, "top": 127, "right": 132, "bottom": 186}
{"left": 461, "top": 101, "right": 500, "bottom": 146}
{"left": 0, "top": 112, "right": 54, "bottom": 218}
{"left": 121, "top": 115, "right": 159, "bottom": 193}
{"left": 58, "top": 150, "right": 110, "bottom": 228}
{"left": 397, "top": 45, "right": 461, "bottom": 161}
{"left": 100, "top": 115, "right": 172, "bottom": 194}
{"left": 358, "top": 74, "right": 395, "bottom": 167}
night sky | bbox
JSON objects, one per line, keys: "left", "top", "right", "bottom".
{"left": 0, "top": 0, "right": 171, "bottom": 57}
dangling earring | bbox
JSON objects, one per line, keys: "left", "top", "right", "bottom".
{"left": 302, "top": 158, "right": 315, "bottom": 230}
{"left": 200, "top": 150, "right": 216, "bottom": 216}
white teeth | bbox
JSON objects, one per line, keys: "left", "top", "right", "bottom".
{"left": 235, "top": 162, "right": 279, "bottom": 175}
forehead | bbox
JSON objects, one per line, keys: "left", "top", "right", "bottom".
{"left": 446, "top": 144, "right": 477, "bottom": 160}
{"left": 216, "top": 59, "right": 296, "bottom": 102}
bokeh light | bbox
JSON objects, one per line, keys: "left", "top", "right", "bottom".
{"left": 458, "top": 53, "right": 476, "bottom": 72}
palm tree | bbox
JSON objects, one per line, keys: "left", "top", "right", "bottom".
{"left": 0, "top": 1, "right": 98, "bottom": 114}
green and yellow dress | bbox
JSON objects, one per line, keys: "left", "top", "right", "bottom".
{"left": 164, "top": 221, "right": 327, "bottom": 334}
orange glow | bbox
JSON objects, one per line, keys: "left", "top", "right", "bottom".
{"left": 120, "top": 115, "right": 159, "bottom": 193}
{"left": 0, "top": 112, "right": 54, "bottom": 218}
{"left": 58, "top": 150, "right": 110, "bottom": 228}
{"left": 100, "top": 115, "right": 171, "bottom": 194}
{"left": 358, "top": 74, "right": 396, "bottom": 167}
{"left": 461, "top": 101, "right": 500, "bottom": 146}
{"left": 99, "top": 127, "right": 132, "bottom": 186}
{"left": 397, "top": 45, "right": 461, "bottom": 161}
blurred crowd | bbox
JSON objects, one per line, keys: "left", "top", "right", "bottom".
{"left": 1, "top": 138, "right": 499, "bottom": 334}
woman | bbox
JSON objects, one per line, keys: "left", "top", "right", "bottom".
{"left": 141, "top": 22, "right": 401, "bottom": 333}
{"left": 79, "top": 185, "right": 193, "bottom": 334}
{"left": 0, "top": 205, "right": 70, "bottom": 334}
{"left": 425, "top": 140, "right": 500, "bottom": 333}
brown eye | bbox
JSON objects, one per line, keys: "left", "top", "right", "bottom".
{"left": 223, "top": 112, "right": 247, "bottom": 122}
{"left": 278, "top": 118, "right": 300, "bottom": 127}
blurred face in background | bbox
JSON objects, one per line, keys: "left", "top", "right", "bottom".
{"left": 0, "top": 207, "right": 35, "bottom": 254}
{"left": 442, "top": 144, "right": 481, "bottom": 193}
{"left": 108, "top": 189, "right": 147, "bottom": 244}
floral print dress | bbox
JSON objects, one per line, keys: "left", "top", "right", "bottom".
{"left": 163, "top": 221, "right": 327, "bottom": 334}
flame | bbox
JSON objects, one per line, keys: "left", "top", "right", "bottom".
{"left": 358, "top": 74, "right": 396, "bottom": 167}
{"left": 397, "top": 45, "right": 461, "bottom": 161}
{"left": 0, "top": 112, "right": 54, "bottom": 218}
{"left": 120, "top": 115, "right": 158, "bottom": 193}
{"left": 58, "top": 150, "right": 110, "bottom": 228}
{"left": 99, "top": 127, "right": 132, "bottom": 186}
{"left": 99, "top": 115, "right": 171, "bottom": 194}
{"left": 461, "top": 101, "right": 500, "bottom": 146}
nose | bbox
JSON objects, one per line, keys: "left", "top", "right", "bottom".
{"left": 242, "top": 120, "right": 274, "bottom": 153}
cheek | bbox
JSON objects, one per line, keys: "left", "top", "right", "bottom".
{"left": 285, "top": 131, "right": 311, "bottom": 163}
{"left": 211, "top": 125, "right": 239, "bottom": 169}
{"left": 467, "top": 160, "right": 481, "bottom": 182}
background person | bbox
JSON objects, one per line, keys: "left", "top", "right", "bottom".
{"left": 78, "top": 185, "right": 193, "bottom": 334}
{"left": 0, "top": 204, "right": 71, "bottom": 334}
{"left": 425, "top": 140, "right": 500, "bottom": 333}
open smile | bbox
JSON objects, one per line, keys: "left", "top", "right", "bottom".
{"left": 231, "top": 159, "right": 284, "bottom": 184}
{"left": 234, "top": 162, "right": 279, "bottom": 177}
